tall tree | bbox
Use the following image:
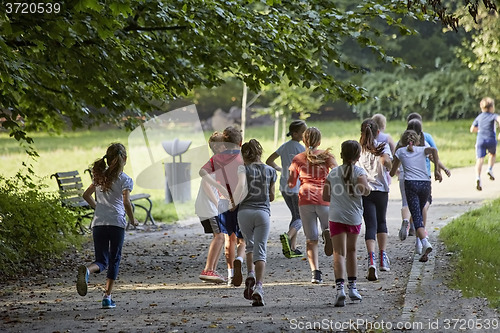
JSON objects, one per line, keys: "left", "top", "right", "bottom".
{"left": 1, "top": 0, "right": 497, "bottom": 142}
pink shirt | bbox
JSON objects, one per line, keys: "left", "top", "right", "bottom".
{"left": 200, "top": 149, "right": 243, "bottom": 198}
{"left": 288, "top": 151, "right": 335, "bottom": 206}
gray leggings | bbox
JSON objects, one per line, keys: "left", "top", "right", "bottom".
{"left": 299, "top": 205, "right": 329, "bottom": 241}
{"left": 238, "top": 209, "right": 270, "bottom": 263}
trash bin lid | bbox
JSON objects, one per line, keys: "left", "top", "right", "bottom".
{"left": 162, "top": 138, "right": 192, "bottom": 157}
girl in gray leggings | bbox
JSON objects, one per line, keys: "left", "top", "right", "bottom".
{"left": 233, "top": 139, "right": 276, "bottom": 306}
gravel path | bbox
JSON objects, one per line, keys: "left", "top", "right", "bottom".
{"left": 1, "top": 166, "right": 498, "bottom": 332}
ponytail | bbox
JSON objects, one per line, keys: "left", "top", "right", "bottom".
{"left": 360, "top": 119, "right": 385, "bottom": 156}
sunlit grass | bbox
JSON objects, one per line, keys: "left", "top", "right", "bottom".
{"left": 439, "top": 199, "right": 500, "bottom": 309}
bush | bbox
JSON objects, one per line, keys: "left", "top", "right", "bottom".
{"left": 0, "top": 173, "right": 82, "bottom": 278}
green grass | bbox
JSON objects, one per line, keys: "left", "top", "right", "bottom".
{"left": 439, "top": 199, "right": 500, "bottom": 309}
{"left": 0, "top": 119, "right": 478, "bottom": 222}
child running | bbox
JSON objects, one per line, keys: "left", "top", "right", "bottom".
{"left": 323, "top": 140, "right": 370, "bottom": 307}
{"left": 78, "top": 143, "right": 138, "bottom": 309}
{"left": 390, "top": 130, "right": 442, "bottom": 262}
{"left": 233, "top": 139, "right": 276, "bottom": 306}
{"left": 266, "top": 119, "right": 307, "bottom": 258}
{"left": 199, "top": 126, "right": 246, "bottom": 287}
{"left": 357, "top": 119, "right": 392, "bottom": 281}
{"left": 196, "top": 132, "right": 226, "bottom": 283}
{"left": 470, "top": 97, "right": 500, "bottom": 191}
{"left": 288, "top": 127, "right": 337, "bottom": 284}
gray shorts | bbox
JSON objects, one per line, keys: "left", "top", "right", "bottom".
{"left": 200, "top": 216, "right": 221, "bottom": 234}
{"left": 299, "top": 205, "right": 329, "bottom": 241}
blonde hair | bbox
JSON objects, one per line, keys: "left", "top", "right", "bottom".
{"left": 480, "top": 97, "right": 495, "bottom": 112}
{"left": 303, "top": 127, "right": 333, "bottom": 165}
{"left": 372, "top": 113, "right": 387, "bottom": 131}
{"left": 208, "top": 131, "right": 225, "bottom": 154}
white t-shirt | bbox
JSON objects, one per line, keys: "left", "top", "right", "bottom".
{"left": 91, "top": 172, "right": 134, "bottom": 229}
{"left": 275, "top": 140, "right": 305, "bottom": 193}
{"left": 357, "top": 141, "right": 392, "bottom": 192}
{"left": 395, "top": 146, "right": 431, "bottom": 181}
{"left": 326, "top": 165, "right": 366, "bottom": 226}
{"left": 195, "top": 174, "right": 219, "bottom": 219}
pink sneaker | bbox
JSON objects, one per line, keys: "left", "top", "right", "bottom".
{"left": 199, "top": 270, "right": 226, "bottom": 284}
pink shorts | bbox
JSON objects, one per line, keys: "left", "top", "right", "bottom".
{"left": 329, "top": 221, "right": 361, "bottom": 236}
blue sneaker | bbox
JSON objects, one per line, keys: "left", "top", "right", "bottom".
{"left": 76, "top": 265, "right": 89, "bottom": 296}
{"left": 102, "top": 297, "right": 116, "bottom": 309}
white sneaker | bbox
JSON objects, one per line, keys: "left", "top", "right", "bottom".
{"left": 334, "top": 287, "right": 346, "bottom": 307}
{"left": 415, "top": 237, "right": 423, "bottom": 255}
{"left": 419, "top": 239, "right": 433, "bottom": 262}
{"left": 251, "top": 284, "right": 265, "bottom": 306}
{"left": 399, "top": 220, "right": 410, "bottom": 241}
{"left": 380, "top": 251, "right": 391, "bottom": 272}
{"left": 348, "top": 285, "right": 362, "bottom": 302}
{"left": 367, "top": 253, "right": 378, "bottom": 281}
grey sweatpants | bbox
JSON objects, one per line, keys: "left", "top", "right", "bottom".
{"left": 237, "top": 209, "right": 270, "bottom": 263}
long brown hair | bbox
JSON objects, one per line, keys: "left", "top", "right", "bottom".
{"left": 303, "top": 127, "right": 333, "bottom": 165}
{"left": 340, "top": 140, "right": 361, "bottom": 196}
{"left": 399, "top": 130, "right": 420, "bottom": 152}
{"left": 359, "top": 118, "right": 385, "bottom": 156}
{"left": 92, "top": 143, "right": 127, "bottom": 192}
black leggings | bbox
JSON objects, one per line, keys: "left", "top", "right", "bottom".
{"left": 362, "top": 191, "right": 388, "bottom": 241}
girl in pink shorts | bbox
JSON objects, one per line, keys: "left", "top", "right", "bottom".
{"left": 322, "top": 140, "right": 371, "bottom": 307}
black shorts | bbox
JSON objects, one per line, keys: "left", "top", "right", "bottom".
{"left": 200, "top": 216, "right": 221, "bottom": 234}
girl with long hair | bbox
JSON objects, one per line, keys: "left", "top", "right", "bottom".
{"left": 78, "top": 143, "right": 138, "bottom": 309}
{"left": 288, "top": 127, "right": 337, "bottom": 284}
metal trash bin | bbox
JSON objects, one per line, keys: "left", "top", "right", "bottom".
{"left": 162, "top": 138, "right": 192, "bottom": 203}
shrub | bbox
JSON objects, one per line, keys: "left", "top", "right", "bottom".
{"left": 0, "top": 172, "right": 82, "bottom": 278}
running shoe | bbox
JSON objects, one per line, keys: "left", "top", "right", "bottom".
{"left": 348, "top": 285, "right": 362, "bottom": 302}
{"left": 488, "top": 170, "right": 495, "bottom": 181}
{"left": 399, "top": 220, "right": 410, "bottom": 241}
{"left": 289, "top": 249, "right": 303, "bottom": 258}
{"left": 199, "top": 270, "right": 226, "bottom": 284}
{"left": 233, "top": 259, "right": 243, "bottom": 287}
{"left": 367, "top": 252, "right": 378, "bottom": 281}
{"left": 334, "top": 287, "right": 346, "bottom": 307}
{"left": 244, "top": 273, "right": 256, "bottom": 300}
{"left": 251, "top": 285, "right": 265, "bottom": 306}
{"left": 280, "top": 233, "right": 292, "bottom": 258}
{"left": 76, "top": 265, "right": 89, "bottom": 296}
{"left": 415, "top": 237, "right": 423, "bottom": 255}
{"left": 476, "top": 179, "right": 482, "bottom": 191}
{"left": 322, "top": 229, "right": 333, "bottom": 256}
{"left": 101, "top": 297, "right": 116, "bottom": 309}
{"left": 311, "top": 270, "right": 323, "bottom": 284}
{"left": 408, "top": 223, "right": 415, "bottom": 236}
{"left": 419, "top": 239, "right": 433, "bottom": 262}
{"left": 380, "top": 251, "right": 391, "bottom": 272}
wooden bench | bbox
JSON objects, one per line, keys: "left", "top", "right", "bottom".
{"left": 51, "top": 170, "right": 155, "bottom": 233}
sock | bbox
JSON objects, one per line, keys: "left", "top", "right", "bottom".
{"left": 335, "top": 278, "right": 344, "bottom": 290}
{"left": 255, "top": 281, "right": 263, "bottom": 287}
{"left": 235, "top": 256, "right": 243, "bottom": 263}
{"left": 368, "top": 252, "right": 376, "bottom": 266}
{"left": 347, "top": 277, "right": 357, "bottom": 289}
{"left": 228, "top": 268, "right": 233, "bottom": 277}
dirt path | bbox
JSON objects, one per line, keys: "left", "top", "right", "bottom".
{"left": 1, "top": 167, "right": 499, "bottom": 332}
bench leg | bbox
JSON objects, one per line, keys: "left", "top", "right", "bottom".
{"left": 132, "top": 198, "right": 155, "bottom": 225}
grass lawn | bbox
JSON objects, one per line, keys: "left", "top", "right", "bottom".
{"left": 440, "top": 199, "right": 500, "bottom": 309}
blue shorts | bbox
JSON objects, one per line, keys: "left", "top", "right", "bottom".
{"left": 219, "top": 207, "right": 243, "bottom": 238}
{"left": 476, "top": 138, "right": 497, "bottom": 158}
